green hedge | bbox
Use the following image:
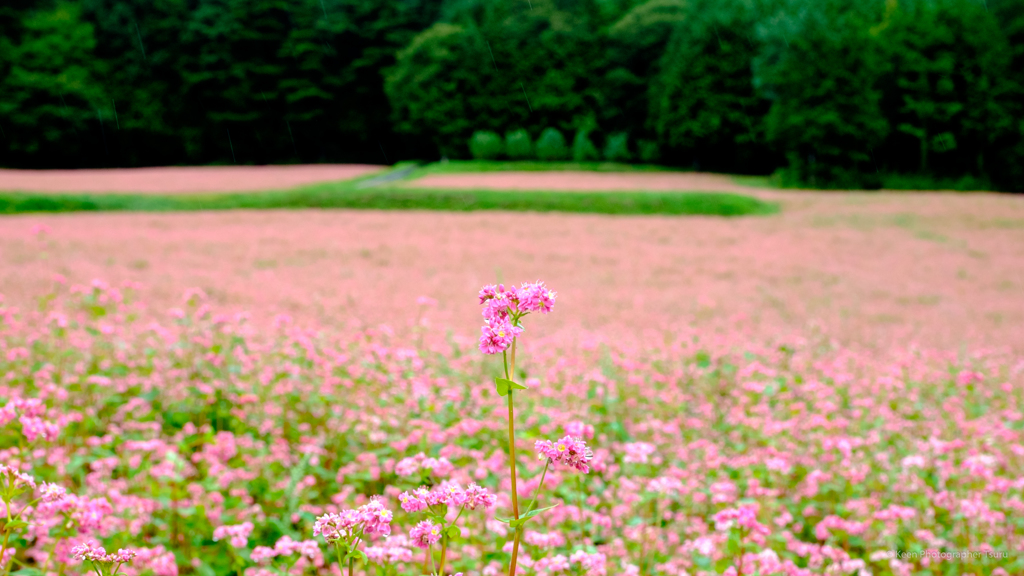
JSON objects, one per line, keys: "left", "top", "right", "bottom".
{"left": 0, "top": 188, "right": 777, "bottom": 217}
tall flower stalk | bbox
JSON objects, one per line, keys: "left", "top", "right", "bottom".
{"left": 477, "top": 281, "right": 555, "bottom": 576}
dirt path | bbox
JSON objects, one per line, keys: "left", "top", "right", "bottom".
{"left": 0, "top": 164, "right": 384, "bottom": 194}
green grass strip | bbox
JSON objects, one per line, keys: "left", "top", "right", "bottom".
{"left": 0, "top": 187, "right": 778, "bottom": 217}
{"left": 412, "top": 160, "right": 679, "bottom": 175}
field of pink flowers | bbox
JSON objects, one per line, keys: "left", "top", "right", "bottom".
{"left": 2, "top": 182, "right": 1024, "bottom": 576}
{"left": 1, "top": 271, "right": 1023, "bottom": 576}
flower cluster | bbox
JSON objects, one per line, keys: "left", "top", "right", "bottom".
{"left": 39, "top": 482, "right": 68, "bottom": 503}
{"left": 0, "top": 397, "right": 62, "bottom": 442}
{"left": 398, "top": 482, "right": 497, "bottom": 513}
{"left": 365, "top": 536, "right": 414, "bottom": 564}
{"left": 250, "top": 536, "right": 320, "bottom": 563}
{"left": 312, "top": 497, "right": 393, "bottom": 545}
{"left": 408, "top": 520, "right": 443, "bottom": 549}
{"left": 0, "top": 464, "right": 36, "bottom": 489}
{"left": 477, "top": 281, "right": 556, "bottom": 354}
{"left": 212, "top": 522, "right": 254, "bottom": 548}
{"left": 533, "top": 552, "right": 607, "bottom": 575}
{"left": 71, "top": 544, "right": 136, "bottom": 566}
{"left": 713, "top": 504, "right": 770, "bottom": 538}
{"left": 394, "top": 452, "right": 454, "bottom": 477}
{"left": 535, "top": 436, "right": 594, "bottom": 473}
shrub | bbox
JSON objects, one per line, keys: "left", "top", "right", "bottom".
{"left": 468, "top": 131, "right": 503, "bottom": 160}
{"left": 637, "top": 140, "right": 661, "bottom": 163}
{"left": 536, "top": 128, "right": 569, "bottom": 161}
{"left": 572, "top": 130, "right": 601, "bottom": 162}
{"left": 603, "top": 132, "right": 632, "bottom": 162}
{"left": 505, "top": 129, "right": 534, "bottom": 159}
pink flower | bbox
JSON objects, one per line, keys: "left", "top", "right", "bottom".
{"left": 365, "top": 536, "right": 414, "bottom": 564}
{"left": 463, "top": 484, "right": 498, "bottom": 510}
{"left": 622, "top": 442, "right": 656, "bottom": 464}
{"left": 213, "top": 522, "right": 254, "bottom": 548}
{"left": 398, "top": 487, "right": 430, "bottom": 513}
{"left": 713, "top": 505, "right": 770, "bottom": 536}
{"left": 569, "top": 551, "right": 606, "bottom": 575}
{"left": 250, "top": 547, "right": 277, "bottom": 563}
{"left": 72, "top": 545, "right": 109, "bottom": 562}
{"left": 517, "top": 281, "right": 557, "bottom": 314}
{"left": 39, "top": 482, "right": 67, "bottom": 503}
{"left": 313, "top": 510, "right": 361, "bottom": 544}
{"left": 479, "top": 318, "right": 521, "bottom": 355}
{"left": 358, "top": 497, "right": 393, "bottom": 537}
{"left": 535, "top": 436, "right": 593, "bottom": 473}
{"left": 313, "top": 497, "right": 392, "bottom": 543}
{"left": 564, "top": 421, "right": 594, "bottom": 439}
{"left": 409, "top": 520, "right": 442, "bottom": 549}
{"left": 477, "top": 281, "right": 555, "bottom": 354}
{"left": 72, "top": 545, "right": 135, "bottom": 565}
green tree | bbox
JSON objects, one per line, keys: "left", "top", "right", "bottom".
{"left": 878, "top": 0, "right": 1014, "bottom": 178}
{"left": 80, "top": 0, "right": 190, "bottom": 166}
{"left": 650, "top": 0, "right": 771, "bottom": 172}
{"left": 505, "top": 129, "right": 533, "bottom": 159}
{"left": 536, "top": 127, "right": 568, "bottom": 160}
{"left": 603, "top": 0, "right": 685, "bottom": 137}
{"left": 572, "top": 129, "right": 601, "bottom": 161}
{"left": 468, "top": 130, "right": 503, "bottom": 159}
{"left": 990, "top": 0, "right": 1024, "bottom": 190}
{"left": 0, "top": 2, "right": 106, "bottom": 165}
{"left": 755, "top": 0, "right": 889, "bottom": 187}
{"left": 385, "top": 22, "right": 491, "bottom": 157}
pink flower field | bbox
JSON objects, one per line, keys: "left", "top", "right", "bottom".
{"left": 0, "top": 165, "right": 384, "bottom": 195}
{"left": 1, "top": 184, "right": 1024, "bottom": 576}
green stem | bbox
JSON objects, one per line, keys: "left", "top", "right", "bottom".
{"left": 335, "top": 544, "right": 345, "bottom": 572}
{"left": 506, "top": 337, "right": 521, "bottom": 576}
{"left": 577, "top": 475, "right": 586, "bottom": 544}
{"left": 0, "top": 530, "right": 11, "bottom": 576}
{"left": 524, "top": 460, "right": 551, "bottom": 516}
{"left": 438, "top": 536, "right": 448, "bottom": 576}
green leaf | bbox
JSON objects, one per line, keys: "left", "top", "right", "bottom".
{"left": 522, "top": 504, "right": 559, "bottom": 520}
{"left": 494, "top": 377, "right": 526, "bottom": 396}
{"left": 343, "top": 550, "right": 368, "bottom": 566}
{"left": 12, "top": 568, "right": 44, "bottom": 576}
{"left": 5, "top": 520, "right": 29, "bottom": 531}
{"left": 446, "top": 525, "right": 461, "bottom": 539}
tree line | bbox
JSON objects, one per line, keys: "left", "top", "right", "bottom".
{"left": 1, "top": 0, "right": 1022, "bottom": 190}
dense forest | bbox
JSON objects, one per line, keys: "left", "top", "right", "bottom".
{"left": 1, "top": 0, "right": 1022, "bottom": 189}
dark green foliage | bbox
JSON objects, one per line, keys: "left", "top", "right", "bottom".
{"left": 603, "top": 0, "right": 685, "bottom": 136}
{"left": 0, "top": 0, "right": 1021, "bottom": 190}
{"left": 535, "top": 128, "right": 568, "bottom": 161}
{"left": 755, "top": 0, "right": 890, "bottom": 188}
{"left": 572, "top": 130, "right": 601, "bottom": 162}
{"left": 637, "top": 140, "right": 660, "bottom": 163}
{"left": 650, "top": 0, "right": 771, "bottom": 173}
{"left": 990, "top": 0, "right": 1024, "bottom": 191}
{"left": 468, "top": 131, "right": 503, "bottom": 159}
{"left": 877, "top": 0, "right": 1014, "bottom": 179}
{"left": 603, "top": 133, "right": 632, "bottom": 162}
{"left": 505, "top": 130, "right": 534, "bottom": 160}
{"left": 0, "top": 3, "right": 105, "bottom": 162}
{"left": 386, "top": 22, "right": 490, "bottom": 157}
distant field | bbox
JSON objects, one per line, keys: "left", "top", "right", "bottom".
{"left": 0, "top": 163, "right": 778, "bottom": 217}
{"left": 2, "top": 187, "right": 1021, "bottom": 351}
{"left": 0, "top": 164, "right": 385, "bottom": 194}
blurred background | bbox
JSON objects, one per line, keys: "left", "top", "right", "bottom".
{"left": 0, "top": 0, "right": 1022, "bottom": 191}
